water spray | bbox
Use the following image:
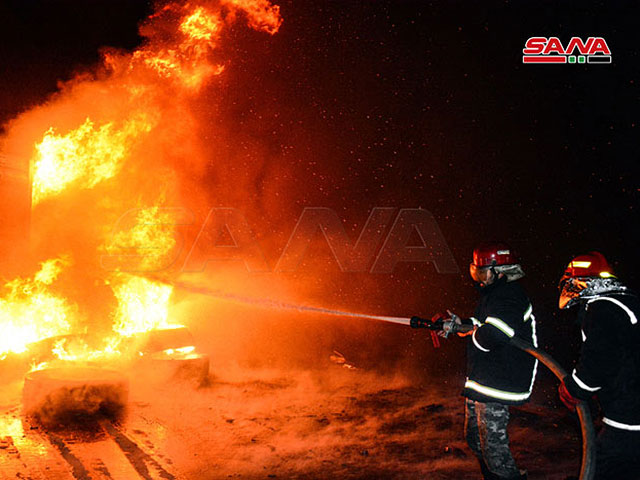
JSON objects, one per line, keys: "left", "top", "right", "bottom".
{"left": 167, "top": 279, "right": 414, "bottom": 326}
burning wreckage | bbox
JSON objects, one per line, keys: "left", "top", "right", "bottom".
{"left": 22, "top": 325, "right": 209, "bottom": 424}
{"left": 1, "top": 0, "right": 283, "bottom": 412}
{"left": 0, "top": 255, "right": 210, "bottom": 432}
{"left": 0, "top": 0, "right": 285, "bottom": 477}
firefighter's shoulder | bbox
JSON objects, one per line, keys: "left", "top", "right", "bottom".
{"left": 585, "top": 293, "right": 639, "bottom": 327}
{"left": 487, "top": 281, "right": 529, "bottom": 310}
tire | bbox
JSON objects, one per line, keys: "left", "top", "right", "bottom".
{"left": 23, "top": 366, "right": 129, "bottom": 425}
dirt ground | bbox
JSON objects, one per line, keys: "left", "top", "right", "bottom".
{"left": 0, "top": 360, "right": 582, "bottom": 480}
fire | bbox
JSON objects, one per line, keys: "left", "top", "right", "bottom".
{"left": 31, "top": 115, "right": 155, "bottom": 205}
{"left": 180, "top": 7, "right": 220, "bottom": 42}
{"left": 161, "top": 346, "right": 196, "bottom": 356}
{"left": 0, "top": 0, "right": 283, "bottom": 369}
{"left": 132, "top": 1, "right": 281, "bottom": 91}
{"left": 133, "top": 4, "right": 225, "bottom": 90}
{"left": 103, "top": 205, "right": 179, "bottom": 272}
{"left": 51, "top": 335, "right": 122, "bottom": 363}
{"left": 0, "top": 257, "right": 75, "bottom": 358}
{"left": 108, "top": 203, "right": 178, "bottom": 337}
{"left": 112, "top": 275, "right": 176, "bottom": 337}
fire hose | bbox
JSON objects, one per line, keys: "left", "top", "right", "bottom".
{"left": 510, "top": 336, "right": 595, "bottom": 480}
{"left": 410, "top": 315, "right": 595, "bottom": 480}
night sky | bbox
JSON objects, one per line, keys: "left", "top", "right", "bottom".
{"left": 1, "top": 1, "right": 639, "bottom": 372}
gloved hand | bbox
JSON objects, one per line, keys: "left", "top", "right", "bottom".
{"left": 428, "top": 312, "right": 453, "bottom": 338}
{"left": 437, "top": 310, "right": 465, "bottom": 338}
{"left": 558, "top": 378, "right": 580, "bottom": 411}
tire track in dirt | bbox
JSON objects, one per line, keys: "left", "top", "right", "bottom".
{"left": 44, "top": 432, "right": 93, "bottom": 480}
{"left": 37, "top": 419, "right": 177, "bottom": 480}
{"left": 101, "top": 421, "right": 175, "bottom": 480}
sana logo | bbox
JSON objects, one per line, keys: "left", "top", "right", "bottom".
{"left": 522, "top": 37, "right": 611, "bottom": 64}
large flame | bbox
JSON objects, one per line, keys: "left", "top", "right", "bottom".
{"left": 0, "top": 257, "right": 75, "bottom": 358}
{"left": 31, "top": 0, "right": 283, "bottom": 204}
{"left": 132, "top": 5, "right": 226, "bottom": 90}
{"left": 32, "top": 115, "right": 155, "bottom": 205}
{"left": 112, "top": 275, "right": 175, "bottom": 337}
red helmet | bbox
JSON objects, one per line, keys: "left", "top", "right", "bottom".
{"left": 559, "top": 251, "right": 615, "bottom": 286}
{"left": 471, "top": 242, "right": 517, "bottom": 267}
{"left": 558, "top": 252, "right": 616, "bottom": 309}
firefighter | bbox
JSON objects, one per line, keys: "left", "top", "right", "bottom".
{"left": 557, "top": 252, "right": 640, "bottom": 480}
{"left": 446, "top": 243, "right": 537, "bottom": 480}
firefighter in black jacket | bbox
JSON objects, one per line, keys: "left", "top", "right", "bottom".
{"left": 442, "top": 243, "right": 538, "bottom": 480}
{"left": 557, "top": 252, "right": 640, "bottom": 480}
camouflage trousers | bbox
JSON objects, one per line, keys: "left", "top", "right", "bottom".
{"left": 464, "top": 398, "right": 520, "bottom": 479}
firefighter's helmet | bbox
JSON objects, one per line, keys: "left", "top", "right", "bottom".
{"left": 470, "top": 242, "right": 519, "bottom": 285}
{"left": 472, "top": 242, "right": 517, "bottom": 267}
{"left": 558, "top": 252, "right": 616, "bottom": 309}
{"left": 559, "top": 251, "right": 615, "bottom": 286}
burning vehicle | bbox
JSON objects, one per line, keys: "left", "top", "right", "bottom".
{"left": 1, "top": 281, "right": 209, "bottom": 425}
{"left": 0, "top": 253, "right": 209, "bottom": 424}
{"left": 0, "top": 0, "right": 283, "bottom": 427}
{"left": 19, "top": 325, "right": 209, "bottom": 425}
{"left": 25, "top": 325, "right": 209, "bottom": 380}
